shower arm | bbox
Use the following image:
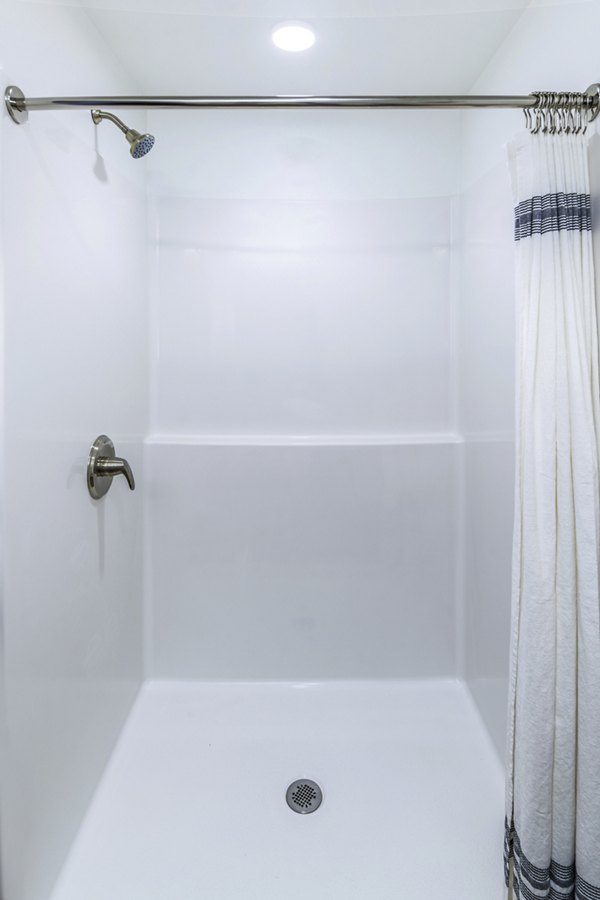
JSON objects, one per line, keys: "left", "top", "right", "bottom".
{"left": 91, "top": 108, "right": 129, "bottom": 134}
{"left": 5, "top": 83, "right": 600, "bottom": 124}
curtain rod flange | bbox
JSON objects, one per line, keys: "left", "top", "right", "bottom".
{"left": 5, "top": 85, "right": 27, "bottom": 124}
{"left": 587, "top": 83, "right": 600, "bottom": 121}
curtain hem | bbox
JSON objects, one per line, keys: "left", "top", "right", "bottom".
{"left": 504, "top": 818, "right": 600, "bottom": 900}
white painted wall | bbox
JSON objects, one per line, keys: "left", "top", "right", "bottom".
{"left": 458, "top": 0, "right": 600, "bottom": 758}
{"left": 0, "top": 2, "right": 148, "bottom": 898}
{"left": 146, "top": 112, "right": 463, "bottom": 679}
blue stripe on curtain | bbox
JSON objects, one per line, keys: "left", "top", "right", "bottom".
{"left": 514, "top": 191, "right": 591, "bottom": 240}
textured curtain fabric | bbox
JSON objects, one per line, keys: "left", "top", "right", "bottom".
{"left": 504, "top": 132, "right": 600, "bottom": 900}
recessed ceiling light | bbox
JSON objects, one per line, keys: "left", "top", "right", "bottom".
{"left": 272, "top": 22, "right": 315, "bottom": 53}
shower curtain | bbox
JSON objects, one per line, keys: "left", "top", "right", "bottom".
{"left": 504, "top": 132, "right": 600, "bottom": 900}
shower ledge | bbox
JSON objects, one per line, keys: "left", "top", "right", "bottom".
{"left": 144, "top": 432, "right": 465, "bottom": 446}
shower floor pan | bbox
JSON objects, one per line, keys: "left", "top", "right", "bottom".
{"left": 50, "top": 680, "right": 504, "bottom": 900}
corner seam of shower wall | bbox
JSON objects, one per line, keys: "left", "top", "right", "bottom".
{"left": 449, "top": 138, "right": 467, "bottom": 680}
{"left": 142, "top": 191, "right": 160, "bottom": 682}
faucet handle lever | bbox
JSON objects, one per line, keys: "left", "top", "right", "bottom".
{"left": 87, "top": 435, "right": 135, "bottom": 499}
{"left": 94, "top": 455, "right": 135, "bottom": 490}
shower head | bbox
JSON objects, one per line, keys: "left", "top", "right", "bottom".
{"left": 128, "top": 130, "right": 155, "bottom": 158}
{"left": 91, "top": 109, "right": 155, "bottom": 158}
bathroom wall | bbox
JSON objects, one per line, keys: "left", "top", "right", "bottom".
{"left": 458, "top": 0, "right": 600, "bottom": 758}
{"left": 0, "top": 2, "right": 148, "bottom": 898}
{"left": 145, "top": 111, "right": 464, "bottom": 679}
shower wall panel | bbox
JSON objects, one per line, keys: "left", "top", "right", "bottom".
{"left": 154, "top": 195, "right": 453, "bottom": 435}
{"left": 146, "top": 114, "right": 462, "bottom": 680}
{"left": 0, "top": 3, "right": 148, "bottom": 898}
{"left": 146, "top": 440, "right": 459, "bottom": 679}
{"left": 456, "top": 171, "right": 515, "bottom": 758}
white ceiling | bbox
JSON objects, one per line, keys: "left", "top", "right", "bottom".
{"left": 13, "top": 0, "right": 587, "bottom": 97}
{"left": 69, "top": 0, "right": 588, "bottom": 96}
{"left": 83, "top": 8, "right": 527, "bottom": 95}
{"left": 69, "top": 0, "right": 585, "bottom": 14}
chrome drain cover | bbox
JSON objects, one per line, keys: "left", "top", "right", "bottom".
{"left": 286, "top": 779, "right": 323, "bottom": 814}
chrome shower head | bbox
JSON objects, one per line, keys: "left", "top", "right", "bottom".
{"left": 91, "top": 109, "right": 155, "bottom": 158}
{"left": 128, "top": 130, "right": 155, "bottom": 158}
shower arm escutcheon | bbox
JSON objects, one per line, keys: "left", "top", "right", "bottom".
{"left": 87, "top": 434, "right": 135, "bottom": 500}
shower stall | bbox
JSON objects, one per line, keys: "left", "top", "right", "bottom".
{"left": 0, "top": 2, "right": 597, "bottom": 898}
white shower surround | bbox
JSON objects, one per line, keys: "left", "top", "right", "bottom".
{"left": 0, "top": 4, "right": 148, "bottom": 900}
{"left": 146, "top": 177, "right": 461, "bottom": 682}
{"left": 2, "top": 1, "right": 599, "bottom": 899}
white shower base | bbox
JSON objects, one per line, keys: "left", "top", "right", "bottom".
{"left": 49, "top": 680, "right": 504, "bottom": 900}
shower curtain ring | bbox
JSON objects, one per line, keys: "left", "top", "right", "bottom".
{"left": 577, "top": 93, "right": 583, "bottom": 133}
{"left": 533, "top": 92, "right": 548, "bottom": 134}
{"left": 529, "top": 93, "right": 540, "bottom": 133}
{"left": 566, "top": 93, "right": 575, "bottom": 134}
{"left": 531, "top": 98, "right": 539, "bottom": 134}
{"left": 541, "top": 93, "right": 553, "bottom": 134}
{"left": 556, "top": 94, "right": 565, "bottom": 135}
{"left": 547, "top": 93, "right": 556, "bottom": 134}
{"left": 562, "top": 93, "right": 571, "bottom": 134}
{"left": 552, "top": 92, "right": 561, "bottom": 134}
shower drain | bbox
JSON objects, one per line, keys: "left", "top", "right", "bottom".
{"left": 286, "top": 779, "right": 323, "bottom": 814}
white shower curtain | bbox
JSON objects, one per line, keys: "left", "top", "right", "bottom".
{"left": 504, "top": 132, "right": 600, "bottom": 900}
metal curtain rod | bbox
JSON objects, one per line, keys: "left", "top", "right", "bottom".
{"left": 5, "top": 83, "right": 600, "bottom": 123}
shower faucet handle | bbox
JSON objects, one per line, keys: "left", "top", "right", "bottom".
{"left": 87, "top": 434, "right": 135, "bottom": 499}
{"left": 94, "top": 455, "right": 135, "bottom": 489}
